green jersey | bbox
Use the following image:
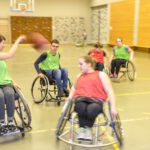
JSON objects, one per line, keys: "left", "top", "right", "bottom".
{"left": 39, "top": 51, "right": 60, "bottom": 70}
{"left": 114, "top": 45, "right": 130, "bottom": 60}
{"left": 0, "top": 60, "right": 12, "bottom": 85}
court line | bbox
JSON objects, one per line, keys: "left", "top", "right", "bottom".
{"left": 116, "top": 91, "right": 150, "bottom": 97}
{"left": 28, "top": 116, "right": 150, "bottom": 135}
{"left": 143, "top": 112, "right": 150, "bottom": 115}
{"left": 122, "top": 117, "right": 150, "bottom": 122}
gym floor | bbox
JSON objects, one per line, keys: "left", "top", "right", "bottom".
{"left": 0, "top": 44, "right": 150, "bottom": 150}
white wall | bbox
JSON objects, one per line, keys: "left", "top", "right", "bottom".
{"left": 0, "top": 0, "right": 91, "bottom": 43}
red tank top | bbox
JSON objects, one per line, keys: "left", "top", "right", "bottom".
{"left": 89, "top": 49, "right": 104, "bottom": 62}
{"left": 73, "top": 71, "right": 107, "bottom": 101}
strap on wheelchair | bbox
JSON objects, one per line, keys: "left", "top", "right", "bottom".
{"left": 75, "top": 96, "right": 103, "bottom": 106}
{"left": 0, "top": 83, "right": 13, "bottom": 88}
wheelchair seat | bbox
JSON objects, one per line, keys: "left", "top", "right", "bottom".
{"left": 56, "top": 100, "right": 124, "bottom": 149}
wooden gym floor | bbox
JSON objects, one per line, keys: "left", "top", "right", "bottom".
{"left": 0, "top": 44, "right": 150, "bottom": 150}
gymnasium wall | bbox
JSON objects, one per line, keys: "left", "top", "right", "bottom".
{"left": 91, "top": 0, "right": 124, "bottom": 6}
{"left": 91, "top": 6, "right": 108, "bottom": 45}
{"left": 0, "top": 0, "right": 91, "bottom": 44}
{"left": 91, "top": 0, "right": 135, "bottom": 46}
{"left": 137, "top": 0, "right": 150, "bottom": 48}
{"left": 92, "top": 0, "right": 150, "bottom": 49}
{"left": 109, "top": 0, "right": 135, "bottom": 46}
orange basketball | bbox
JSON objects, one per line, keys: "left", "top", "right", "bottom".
{"left": 27, "top": 32, "right": 49, "bottom": 50}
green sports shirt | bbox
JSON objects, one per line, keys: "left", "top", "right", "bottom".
{"left": 39, "top": 51, "right": 60, "bottom": 70}
{"left": 114, "top": 45, "right": 130, "bottom": 60}
{"left": 0, "top": 60, "right": 12, "bottom": 85}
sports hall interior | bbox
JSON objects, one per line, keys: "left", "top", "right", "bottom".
{"left": 0, "top": 0, "right": 150, "bottom": 150}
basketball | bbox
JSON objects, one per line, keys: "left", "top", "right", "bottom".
{"left": 27, "top": 32, "right": 49, "bottom": 50}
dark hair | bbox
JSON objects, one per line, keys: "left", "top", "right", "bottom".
{"left": 0, "top": 35, "right": 6, "bottom": 43}
{"left": 81, "top": 55, "right": 96, "bottom": 69}
{"left": 51, "top": 39, "right": 59, "bottom": 45}
{"left": 94, "top": 43, "right": 103, "bottom": 48}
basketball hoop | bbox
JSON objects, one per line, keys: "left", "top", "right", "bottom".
{"left": 10, "top": 0, "right": 34, "bottom": 12}
{"left": 21, "top": 7, "right": 27, "bottom": 12}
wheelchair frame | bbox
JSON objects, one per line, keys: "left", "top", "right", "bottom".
{"left": 0, "top": 87, "right": 32, "bottom": 137}
{"left": 31, "top": 75, "right": 72, "bottom": 105}
{"left": 56, "top": 100, "right": 123, "bottom": 149}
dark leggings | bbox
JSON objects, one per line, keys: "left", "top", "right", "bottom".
{"left": 111, "top": 59, "right": 127, "bottom": 75}
{"left": 74, "top": 97, "right": 103, "bottom": 128}
{"left": 95, "top": 62, "right": 104, "bottom": 71}
{"left": 0, "top": 85, "right": 15, "bottom": 123}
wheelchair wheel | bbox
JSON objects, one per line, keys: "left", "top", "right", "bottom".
{"left": 14, "top": 88, "right": 32, "bottom": 129}
{"left": 68, "top": 78, "right": 72, "bottom": 89}
{"left": 103, "top": 66, "right": 110, "bottom": 76}
{"left": 111, "top": 115, "right": 123, "bottom": 147}
{"left": 56, "top": 100, "right": 73, "bottom": 137}
{"left": 126, "top": 61, "right": 135, "bottom": 81}
{"left": 106, "top": 101, "right": 123, "bottom": 147}
{"left": 31, "top": 76, "right": 49, "bottom": 103}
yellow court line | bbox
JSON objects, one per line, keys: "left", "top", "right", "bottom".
{"left": 116, "top": 91, "right": 150, "bottom": 97}
{"left": 122, "top": 117, "right": 150, "bottom": 122}
{"left": 28, "top": 117, "right": 150, "bottom": 134}
{"left": 117, "top": 108, "right": 124, "bottom": 112}
{"left": 143, "top": 112, "right": 150, "bottom": 115}
{"left": 29, "top": 129, "right": 50, "bottom": 134}
{"left": 137, "top": 77, "right": 150, "bottom": 81}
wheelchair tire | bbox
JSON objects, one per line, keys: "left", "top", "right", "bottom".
{"left": 126, "top": 61, "right": 135, "bottom": 81}
{"left": 68, "top": 78, "right": 72, "bottom": 89}
{"left": 31, "top": 76, "right": 49, "bottom": 103}
{"left": 111, "top": 115, "right": 124, "bottom": 147}
{"left": 15, "top": 88, "right": 32, "bottom": 128}
{"left": 107, "top": 102, "right": 123, "bottom": 147}
{"left": 56, "top": 100, "right": 73, "bottom": 137}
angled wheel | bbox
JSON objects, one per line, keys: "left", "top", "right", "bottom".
{"left": 56, "top": 100, "right": 73, "bottom": 137}
{"left": 103, "top": 66, "right": 110, "bottom": 76}
{"left": 111, "top": 114, "right": 124, "bottom": 147}
{"left": 31, "top": 75, "right": 49, "bottom": 103}
{"left": 68, "top": 78, "right": 72, "bottom": 89}
{"left": 126, "top": 61, "right": 135, "bottom": 81}
{"left": 107, "top": 102, "right": 124, "bottom": 147}
{"left": 14, "top": 87, "right": 32, "bottom": 129}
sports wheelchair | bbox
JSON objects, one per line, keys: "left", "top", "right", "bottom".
{"left": 0, "top": 86, "right": 31, "bottom": 137}
{"left": 31, "top": 74, "right": 72, "bottom": 105}
{"left": 109, "top": 60, "right": 136, "bottom": 82}
{"left": 56, "top": 99, "right": 123, "bottom": 149}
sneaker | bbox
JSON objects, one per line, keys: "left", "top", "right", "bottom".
{"left": 7, "top": 121, "right": 17, "bottom": 131}
{"left": 63, "top": 89, "right": 69, "bottom": 97}
{"left": 0, "top": 123, "right": 7, "bottom": 135}
{"left": 57, "top": 90, "right": 65, "bottom": 97}
{"left": 77, "top": 128, "right": 85, "bottom": 140}
{"left": 84, "top": 128, "right": 92, "bottom": 141}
